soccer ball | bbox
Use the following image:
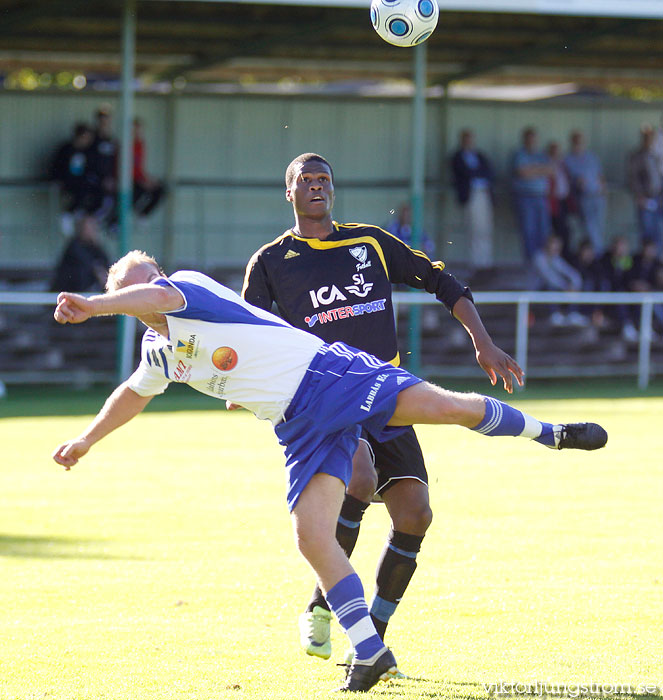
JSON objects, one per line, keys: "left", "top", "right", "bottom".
{"left": 370, "top": 0, "right": 439, "bottom": 48}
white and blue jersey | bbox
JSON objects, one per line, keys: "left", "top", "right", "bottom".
{"left": 126, "top": 270, "right": 422, "bottom": 511}
{"left": 126, "top": 271, "right": 324, "bottom": 424}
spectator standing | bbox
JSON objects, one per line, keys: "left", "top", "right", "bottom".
{"left": 50, "top": 216, "right": 110, "bottom": 293}
{"left": 87, "top": 105, "right": 119, "bottom": 224}
{"left": 132, "top": 117, "right": 166, "bottom": 218}
{"left": 450, "top": 129, "right": 495, "bottom": 269}
{"left": 512, "top": 127, "right": 553, "bottom": 260}
{"left": 546, "top": 141, "right": 572, "bottom": 260}
{"left": 564, "top": 130, "right": 606, "bottom": 254}
{"left": 651, "top": 112, "right": 663, "bottom": 176}
{"left": 628, "top": 125, "right": 663, "bottom": 251}
{"left": 49, "top": 123, "right": 96, "bottom": 234}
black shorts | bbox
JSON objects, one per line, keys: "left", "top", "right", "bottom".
{"left": 360, "top": 426, "right": 428, "bottom": 496}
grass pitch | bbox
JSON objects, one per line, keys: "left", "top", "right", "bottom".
{"left": 0, "top": 387, "right": 661, "bottom": 699}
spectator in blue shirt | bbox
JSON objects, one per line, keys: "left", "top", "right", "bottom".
{"left": 511, "top": 127, "right": 553, "bottom": 260}
{"left": 564, "top": 130, "right": 606, "bottom": 254}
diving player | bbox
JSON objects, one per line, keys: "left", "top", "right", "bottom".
{"left": 242, "top": 153, "right": 524, "bottom": 666}
{"left": 52, "top": 251, "right": 607, "bottom": 692}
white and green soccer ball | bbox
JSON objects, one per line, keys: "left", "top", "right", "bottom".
{"left": 370, "top": 0, "right": 439, "bottom": 48}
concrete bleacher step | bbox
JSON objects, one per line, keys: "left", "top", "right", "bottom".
{"left": 3, "top": 346, "right": 65, "bottom": 371}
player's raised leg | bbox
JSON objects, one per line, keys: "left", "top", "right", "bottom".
{"left": 388, "top": 382, "right": 607, "bottom": 450}
{"left": 299, "top": 442, "right": 375, "bottom": 660}
{"left": 291, "top": 472, "right": 398, "bottom": 691}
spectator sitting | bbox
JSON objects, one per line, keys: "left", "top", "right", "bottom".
{"left": 387, "top": 203, "right": 435, "bottom": 258}
{"left": 572, "top": 238, "right": 609, "bottom": 327}
{"left": 546, "top": 141, "right": 572, "bottom": 260}
{"left": 132, "top": 117, "right": 166, "bottom": 218}
{"left": 533, "top": 234, "right": 587, "bottom": 327}
{"left": 49, "top": 122, "right": 96, "bottom": 235}
{"left": 628, "top": 236, "right": 663, "bottom": 334}
{"left": 50, "top": 216, "right": 110, "bottom": 293}
{"left": 450, "top": 129, "right": 495, "bottom": 269}
{"left": 601, "top": 236, "right": 638, "bottom": 342}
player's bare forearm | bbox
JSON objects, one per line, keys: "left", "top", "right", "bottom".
{"left": 54, "top": 284, "right": 183, "bottom": 324}
{"left": 52, "top": 383, "right": 154, "bottom": 470}
{"left": 452, "top": 296, "right": 493, "bottom": 347}
{"left": 452, "top": 296, "right": 524, "bottom": 393}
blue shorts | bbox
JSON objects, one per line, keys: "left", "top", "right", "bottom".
{"left": 274, "top": 342, "right": 422, "bottom": 511}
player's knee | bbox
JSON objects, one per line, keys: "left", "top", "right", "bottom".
{"left": 393, "top": 502, "right": 433, "bottom": 535}
{"left": 294, "top": 525, "right": 332, "bottom": 562}
{"left": 347, "top": 457, "right": 378, "bottom": 502}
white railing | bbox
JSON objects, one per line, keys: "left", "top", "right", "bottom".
{"left": 394, "top": 290, "right": 663, "bottom": 389}
{"left": 2, "top": 290, "right": 663, "bottom": 389}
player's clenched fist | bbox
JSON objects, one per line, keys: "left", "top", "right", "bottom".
{"left": 54, "top": 292, "right": 95, "bottom": 324}
{"left": 52, "top": 438, "right": 91, "bottom": 470}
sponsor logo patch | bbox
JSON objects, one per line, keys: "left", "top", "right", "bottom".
{"left": 206, "top": 373, "right": 229, "bottom": 396}
{"left": 212, "top": 346, "right": 238, "bottom": 371}
{"left": 344, "top": 273, "right": 373, "bottom": 298}
{"left": 174, "top": 360, "right": 192, "bottom": 382}
{"left": 308, "top": 274, "right": 374, "bottom": 309}
{"left": 284, "top": 249, "right": 300, "bottom": 259}
{"left": 175, "top": 334, "right": 199, "bottom": 359}
{"left": 305, "top": 298, "right": 387, "bottom": 328}
{"left": 360, "top": 373, "right": 389, "bottom": 412}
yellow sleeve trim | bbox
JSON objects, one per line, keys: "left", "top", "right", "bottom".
{"left": 290, "top": 225, "right": 390, "bottom": 280}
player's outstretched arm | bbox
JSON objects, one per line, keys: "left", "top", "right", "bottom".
{"left": 52, "top": 382, "right": 154, "bottom": 470}
{"left": 54, "top": 284, "right": 183, "bottom": 324}
{"left": 451, "top": 296, "right": 524, "bottom": 393}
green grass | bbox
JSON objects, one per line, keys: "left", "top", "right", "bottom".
{"left": 0, "top": 392, "right": 661, "bottom": 699}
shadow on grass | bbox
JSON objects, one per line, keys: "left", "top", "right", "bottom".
{"left": 2, "top": 377, "right": 663, "bottom": 419}
{"left": 0, "top": 534, "right": 145, "bottom": 560}
{"left": 0, "top": 383, "right": 223, "bottom": 418}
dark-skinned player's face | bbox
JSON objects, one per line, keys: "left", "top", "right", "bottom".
{"left": 286, "top": 161, "right": 335, "bottom": 219}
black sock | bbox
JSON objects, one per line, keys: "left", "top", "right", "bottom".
{"left": 369, "top": 529, "right": 424, "bottom": 639}
{"left": 305, "top": 494, "right": 370, "bottom": 613}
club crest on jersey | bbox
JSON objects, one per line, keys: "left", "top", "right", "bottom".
{"left": 349, "top": 245, "right": 371, "bottom": 271}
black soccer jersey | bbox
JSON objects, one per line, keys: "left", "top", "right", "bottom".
{"left": 242, "top": 222, "right": 472, "bottom": 365}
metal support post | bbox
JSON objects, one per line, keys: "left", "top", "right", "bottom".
{"left": 117, "top": 0, "right": 137, "bottom": 382}
{"left": 407, "top": 41, "right": 427, "bottom": 376}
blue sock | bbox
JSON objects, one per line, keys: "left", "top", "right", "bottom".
{"left": 472, "top": 396, "right": 556, "bottom": 447}
{"left": 325, "top": 573, "right": 385, "bottom": 661}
